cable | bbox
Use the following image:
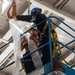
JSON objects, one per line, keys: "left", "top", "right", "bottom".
{"left": 0, "top": 42, "right": 49, "bottom": 71}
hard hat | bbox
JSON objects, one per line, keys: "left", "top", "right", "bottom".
{"left": 31, "top": 8, "right": 42, "bottom": 15}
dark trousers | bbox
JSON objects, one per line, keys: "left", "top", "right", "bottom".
{"left": 21, "top": 52, "right": 36, "bottom": 74}
{"left": 40, "top": 37, "right": 50, "bottom": 65}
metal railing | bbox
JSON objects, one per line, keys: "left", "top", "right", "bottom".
{"left": 0, "top": 16, "right": 75, "bottom": 75}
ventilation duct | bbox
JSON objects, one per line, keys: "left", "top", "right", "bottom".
{"left": 54, "top": 0, "right": 69, "bottom": 9}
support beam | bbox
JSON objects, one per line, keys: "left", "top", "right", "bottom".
{"left": 0, "top": 45, "right": 13, "bottom": 66}
{"left": 33, "top": 0, "right": 75, "bottom": 22}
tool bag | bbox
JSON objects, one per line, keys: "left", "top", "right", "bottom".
{"left": 21, "top": 52, "right": 36, "bottom": 74}
{"left": 21, "top": 37, "right": 43, "bottom": 74}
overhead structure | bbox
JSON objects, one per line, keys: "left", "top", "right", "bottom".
{"left": 0, "top": 0, "right": 75, "bottom": 75}
{"left": 54, "top": 0, "right": 69, "bottom": 9}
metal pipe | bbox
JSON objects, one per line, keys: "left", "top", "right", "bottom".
{"left": 52, "top": 21, "right": 75, "bottom": 39}
{"left": 0, "top": 16, "right": 75, "bottom": 68}
{"left": 0, "top": 16, "right": 74, "bottom": 49}
{"left": 48, "top": 19, "right": 53, "bottom": 69}
{"left": 58, "top": 0, "right": 69, "bottom": 9}
{"left": 62, "top": 43, "right": 75, "bottom": 59}
{"left": 0, "top": 15, "right": 75, "bottom": 70}
{"left": 55, "top": 0, "right": 69, "bottom": 9}
{"left": 0, "top": 18, "right": 48, "bottom": 49}
{"left": 0, "top": 42, "right": 49, "bottom": 71}
{"left": 54, "top": 0, "right": 64, "bottom": 8}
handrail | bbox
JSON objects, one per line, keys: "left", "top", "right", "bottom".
{"left": 48, "top": 19, "right": 53, "bottom": 69}
{"left": 0, "top": 42, "right": 49, "bottom": 71}
{"left": 52, "top": 21, "right": 75, "bottom": 38}
{"left": 0, "top": 16, "right": 75, "bottom": 49}
{"left": 58, "top": 39, "right": 75, "bottom": 50}
{"left": 53, "top": 40, "right": 75, "bottom": 54}
{"left": 49, "top": 16, "right": 75, "bottom": 32}
{"left": 0, "top": 18, "right": 48, "bottom": 49}
{"left": 0, "top": 16, "right": 75, "bottom": 72}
